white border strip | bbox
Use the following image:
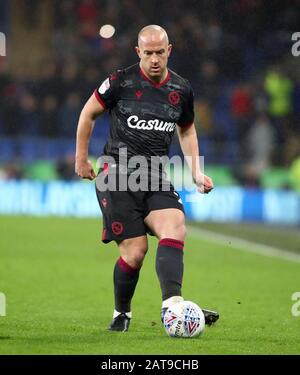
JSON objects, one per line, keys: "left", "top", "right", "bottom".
{"left": 188, "top": 226, "right": 300, "bottom": 263}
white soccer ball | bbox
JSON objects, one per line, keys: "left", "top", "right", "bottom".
{"left": 163, "top": 300, "right": 205, "bottom": 338}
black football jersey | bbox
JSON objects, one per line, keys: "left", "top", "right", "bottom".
{"left": 94, "top": 63, "right": 194, "bottom": 164}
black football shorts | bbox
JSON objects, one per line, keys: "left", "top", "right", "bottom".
{"left": 95, "top": 174, "right": 184, "bottom": 243}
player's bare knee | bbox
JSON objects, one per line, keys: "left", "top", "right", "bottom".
{"left": 119, "top": 237, "right": 148, "bottom": 268}
{"left": 131, "top": 248, "right": 148, "bottom": 266}
{"left": 130, "top": 241, "right": 148, "bottom": 262}
{"left": 158, "top": 220, "right": 186, "bottom": 241}
{"left": 179, "top": 223, "right": 187, "bottom": 241}
{"left": 169, "top": 223, "right": 186, "bottom": 241}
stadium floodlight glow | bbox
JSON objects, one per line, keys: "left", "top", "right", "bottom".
{"left": 99, "top": 24, "right": 115, "bottom": 39}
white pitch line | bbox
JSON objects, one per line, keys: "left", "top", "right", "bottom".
{"left": 187, "top": 226, "right": 300, "bottom": 264}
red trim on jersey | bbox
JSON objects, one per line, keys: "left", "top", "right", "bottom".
{"left": 159, "top": 238, "right": 184, "bottom": 251}
{"left": 177, "top": 122, "right": 193, "bottom": 129}
{"left": 139, "top": 68, "right": 170, "bottom": 88}
{"left": 118, "top": 256, "right": 140, "bottom": 274}
{"left": 102, "top": 229, "right": 107, "bottom": 241}
{"left": 94, "top": 89, "right": 107, "bottom": 109}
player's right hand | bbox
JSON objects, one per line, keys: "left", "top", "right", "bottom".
{"left": 194, "top": 173, "right": 214, "bottom": 194}
{"left": 75, "top": 159, "right": 97, "bottom": 180}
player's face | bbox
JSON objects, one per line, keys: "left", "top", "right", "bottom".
{"left": 136, "top": 39, "right": 172, "bottom": 81}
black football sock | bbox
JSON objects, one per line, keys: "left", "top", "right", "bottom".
{"left": 113, "top": 256, "right": 140, "bottom": 313}
{"left": 156, "top": 238, "right": 184, "bottom": 301}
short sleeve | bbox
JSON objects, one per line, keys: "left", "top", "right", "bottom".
{"left": 177, "top": 84, "right": 194, "bottom": 127}
{"left": 94, "top": 72, "right": 119, "bottom": 110}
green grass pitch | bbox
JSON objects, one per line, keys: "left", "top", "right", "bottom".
{"left": 0, "top": 216, "right": 299, "bottom": 354}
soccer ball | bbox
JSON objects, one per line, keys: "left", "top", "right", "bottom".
{"left": 163, "top": 300, "right": 205, "bottom": 338}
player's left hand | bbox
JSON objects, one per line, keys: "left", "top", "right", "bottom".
{"left": 194, "top": 174, "right": 214, "bottom": 194}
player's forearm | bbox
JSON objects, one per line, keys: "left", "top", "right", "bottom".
{"left": 75, "top": 94, "right": 106, "bottom": 162}
{"left": 177, "top": 125, "right": 202, "bottom": 182}
{"left": 75, "top": 112, "right": 95, "bottom": 162}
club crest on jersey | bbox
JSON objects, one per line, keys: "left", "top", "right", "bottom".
{"left": 99, "top": 78, "right": 110, "bottom": 94}
{"left": 168, "top": 91, "right": 180, "bottom": 105}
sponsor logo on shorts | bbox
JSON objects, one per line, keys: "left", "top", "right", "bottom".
{"left": 112, "top": 221, "right": 124, "bottom": 235}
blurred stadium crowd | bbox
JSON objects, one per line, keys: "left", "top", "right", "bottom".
{"left": 0, "top": 0, "right": 300, "bottom": 190}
